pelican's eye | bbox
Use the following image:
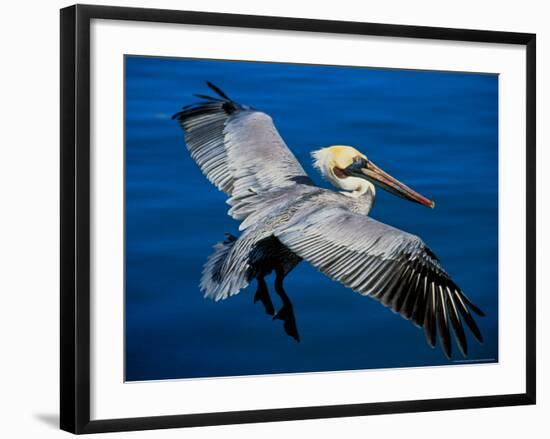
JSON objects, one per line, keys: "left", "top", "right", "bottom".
{"left": 347, "top": 156, "right": 368, "bottom": 172}
{"left": 355, "top": 156, "right": 368, "bottom": 167}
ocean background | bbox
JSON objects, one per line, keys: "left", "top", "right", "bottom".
{"left": 125, "top": 56, "right": 498, "bottom": 381}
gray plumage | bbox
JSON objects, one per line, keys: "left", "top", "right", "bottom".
{"left": 173, "top": 82, "right": 484, "bottom": 357}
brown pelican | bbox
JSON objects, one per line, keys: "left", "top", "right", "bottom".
{"left": 173, "top": 82, "right": 485, "bottom": 358}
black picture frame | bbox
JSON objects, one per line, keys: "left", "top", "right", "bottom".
{"left": 60, "top": 4, "right": 536, "bottom": 434}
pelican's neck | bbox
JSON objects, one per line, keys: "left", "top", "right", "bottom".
{"left": 312, "top": 150, "right": 375, "bottom": 213}
{"left": 340, "top": 178, "right": 375, "bottom": 198}
{"left": 339, "top": 178, "right": 376, "bottom": 215}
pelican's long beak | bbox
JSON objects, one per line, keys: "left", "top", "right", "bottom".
{"left": 360, "top": 161, "right": 435, "bottom": 209}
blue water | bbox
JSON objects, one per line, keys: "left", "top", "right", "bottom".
{"left": 125, "top": 56, "right": 498, "bottom": 381}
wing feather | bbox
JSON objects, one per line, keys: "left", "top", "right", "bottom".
{"left": 173, "top": 83, "right": 312, "bottom": 220}
{"left": 275, "top": 203, "right": 484, "bottom": 358}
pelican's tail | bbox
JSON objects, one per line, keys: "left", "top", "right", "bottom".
{"left": 200, "top": 233, "right": 250, "bottom": 301}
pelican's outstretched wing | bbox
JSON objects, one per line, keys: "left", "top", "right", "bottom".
{"left": 173, "top": 82, "right": 312, "bottom": 206}
{"left": 275, "top": 203, "right": 485, "bottom": 358}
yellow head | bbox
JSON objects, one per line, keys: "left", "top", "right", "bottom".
{"left": 312, "top": 145, "right": 371, "bottom": 194}
{"left": 311, "top": 145, "right": 435, "bottom": 208}
{"left": 313, "top": 145, "right": 366, "bottom": 172}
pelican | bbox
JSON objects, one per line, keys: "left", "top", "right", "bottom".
{"left": 173, "top": 82, "right": 485, "bottom": 358}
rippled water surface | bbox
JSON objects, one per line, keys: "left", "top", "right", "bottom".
{"left": 125, "top": 56, "right": 498, "bottom": 381}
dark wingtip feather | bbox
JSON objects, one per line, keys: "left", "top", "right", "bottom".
{"left": 458, "top": 305, "right": 484, "bottom": 344}
{"left": 474, "top": 307, "right": 486, "bottom": 317}
{"left": 445, "top": 290, "right": 468, "bottom": 357}
{"left": 446, "top": 286, "right": 484, "bottom": 343}
{"left": 446, "top": 279, "right": 485, "bottom": 318}
{"left": 460, "top": 293, "right": 486, "bottom": 317}
{"left": 425, "top": 316, "right": 436, "bottom": 348}
{"left": 172, "top": 83, "right": 247, "bottom": 126}
{"left": 451, "top": 317, "right": 468, "bottom": 358}
{"left": 206, "top": 81, "right": 232, "bottom": 101}
{"left": 411, "top": 267, "right": 429, "bottom": 327}
{"left": 436, "top": 290, "right": 452, "bottom": 359}
{"left": 423, "top": 284, "right": 437, "bottom": 348}
{"left": 193, "top": 93, "right": 223, "bottom": 102}
{"left": 401, "top": 272, "right": 421, "bottom": 320}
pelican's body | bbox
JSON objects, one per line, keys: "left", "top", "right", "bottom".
{"left": 173, "top": 82, "right": 484, "bottom": 358}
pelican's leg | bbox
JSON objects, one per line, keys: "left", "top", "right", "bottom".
{"left": 273, "top": 268, "right": 300, "bottom": 342}
{"left": 254, "top": 276, "right": 275, "bottom": 316}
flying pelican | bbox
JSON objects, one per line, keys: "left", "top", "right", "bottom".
{"left": 173, "top": 82, "right": 485, "bottom": 359}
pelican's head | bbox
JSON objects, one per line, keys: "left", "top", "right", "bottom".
{"left": 312, "top": 145, "right": 435, "bottom": 208}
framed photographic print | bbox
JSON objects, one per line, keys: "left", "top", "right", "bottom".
{"left": 60, "top": 4, "right": 536, "bottom": 434}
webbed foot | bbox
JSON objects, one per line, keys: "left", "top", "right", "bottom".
{"left": 273, "top": 303, "right": 300, "bottom": 342}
